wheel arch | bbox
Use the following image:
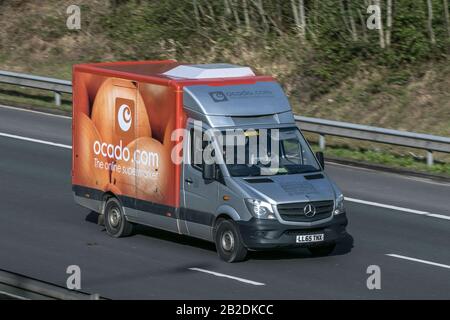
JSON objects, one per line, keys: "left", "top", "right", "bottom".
{"left": 101, "top": 191, "right": 121, "bottom": 215}
{"left": 212, "top": 205, "right": 241, "bottom": 237}
{"left": 215, "top": 205, "right": 240, "bottom": 222}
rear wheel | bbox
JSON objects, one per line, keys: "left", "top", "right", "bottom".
{"left": 215, "top": 219, "right": 248, "bottom": 263}
{"left": 104, "top": 197, "right": 134, "bottom": 238}
{"left": 308, "top": 243, "right": 336, "bottom": 257}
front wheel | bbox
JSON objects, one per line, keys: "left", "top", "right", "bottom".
{"left": 308, "top": 243, "right": 336, "bottom": 257}
{"left": 215, "top": 219, "right": 248, "bottom": 263}
{"left": 104, "top": 197, "right": 134, "bottom": 238}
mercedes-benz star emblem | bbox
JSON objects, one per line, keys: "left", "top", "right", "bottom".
{"left": 303, "top": 204, "right": 316, "bottom": 217}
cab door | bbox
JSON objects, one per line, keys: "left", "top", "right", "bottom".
{"left": 181, "top": 125, "right": 218, "bottom": 240}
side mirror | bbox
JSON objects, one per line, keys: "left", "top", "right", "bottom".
{"left": 316, "top": 151, "right": 325, "bottom": 169}
{"left": 202, "top": 163, "right": 216, "bottom": 181}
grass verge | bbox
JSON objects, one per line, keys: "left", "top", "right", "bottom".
{"left": 0, "top": 84, "right": 72, "bottom": 115}
{"left": 311, "top": 145, "right": 450, "bottom": 177}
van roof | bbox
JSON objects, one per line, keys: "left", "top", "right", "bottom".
{"left": 74, "top": 60, "right": 274, "bottom": 88}
{"left": 163, "top": 63, "right": 255, "bottom": 79}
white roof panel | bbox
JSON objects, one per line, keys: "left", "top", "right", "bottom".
{"left": 162, "top": 63, "right": 255, "bottom": 79}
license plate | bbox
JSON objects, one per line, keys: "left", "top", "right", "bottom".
{"left": 296, "top": 234, "right": 324, "bottom": 243}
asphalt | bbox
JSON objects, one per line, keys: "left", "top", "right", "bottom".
{"left": 0, "top": 105, "right": 449, "bottom": 299}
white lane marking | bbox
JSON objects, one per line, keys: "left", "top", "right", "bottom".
{"left": 0, "top": 104, "right": 71, "bottom": 119}
{"left": 188, "top": 268, "right": 265, "bottom": 286}
{"left": 0, "top": 290, "right": 29, "bottom": 300}
{"left": 345, "top": 197, "right": 450, "bottom": 221}
{"left": 387, "top": 254, "right": 450, "bottom": 270}
{"left": 0, "top": 132, "right": 72, "bottom": 149}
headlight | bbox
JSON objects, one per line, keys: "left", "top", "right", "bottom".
{"left": 245, "top": 199, "right": 276, "bottom": 220}
{"left": 334, "top": 194, "right": 345, "bottom": 215}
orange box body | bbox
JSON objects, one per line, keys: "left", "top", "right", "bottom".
{"left": 72, "top": 60, "right": 272, "bottom": 210}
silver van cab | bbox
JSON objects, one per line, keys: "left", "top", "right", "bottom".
{"left": 178, "top": 66, "right": 348, "bottom": 262}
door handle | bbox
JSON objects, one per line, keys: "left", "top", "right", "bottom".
{"left": 185, "top": 178, "right": 193, "bottom": 184}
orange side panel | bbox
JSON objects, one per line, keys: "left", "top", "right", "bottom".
{"left": 73, "top": 60, "right": 272, "bottom": 208}
{"left": 72, "top": 67, "right": 185, "bottom": 208}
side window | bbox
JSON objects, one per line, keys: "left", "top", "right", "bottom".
{"left": 280, "top": 129, "right": 306, "bottom": 166}
{"left": 190, "top": 128, "right": 208, "bottom": 171}
{"left": 282, "top": 138, "right": 302, "bottom": 164}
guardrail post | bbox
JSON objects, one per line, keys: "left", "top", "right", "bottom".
{"left": 54, "top": 91, "right": 61, "bottom": 106}
{"left": 90, "top": 293, "right": 100, "bottom": 300}
{"left": 319, "top": 134, "right": 326, "bottom": 150}
{"left": 426, "top": 150, "right": 434, "bottom": 167}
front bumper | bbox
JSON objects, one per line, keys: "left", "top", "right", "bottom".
{"left": 237, "top": 213, "right": 348, "bottom": 250}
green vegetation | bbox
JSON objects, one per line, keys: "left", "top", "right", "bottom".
{"left": 311, "top": 145, "right": 450, "bottom": 176}
{"left": 0, "top": 0, "right": 449, "bottom": 175}
{"left": 0, "top": 84, "right": 72, "bottom": 114}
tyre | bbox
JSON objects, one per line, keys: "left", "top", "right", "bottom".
{"left": 308, "top": 243, "right": 336, "bottom": 257}
{"left": 104, "top": 197, "right": 134, "bottom": 238}
{"left": 215, "top": 219, "right": 248, "bottom": 263}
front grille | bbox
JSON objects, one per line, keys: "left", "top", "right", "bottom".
{"left": 277, "top": 200, "right": 334, "bottom": 222}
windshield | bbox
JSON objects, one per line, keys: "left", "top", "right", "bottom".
{"left": 218, "top": 127, "right": 321, "bottom": 177}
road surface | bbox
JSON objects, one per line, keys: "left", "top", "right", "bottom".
{"left": 0, "top": 105, "right": 449, "bottom": 299}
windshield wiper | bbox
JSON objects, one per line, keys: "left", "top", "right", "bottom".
{"left": 283, "top": 166, "right": 321, "bottom": 174}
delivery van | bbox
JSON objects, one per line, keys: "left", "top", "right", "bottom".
{"left": 72, "top": 60, "right": 348, "bottom": 262}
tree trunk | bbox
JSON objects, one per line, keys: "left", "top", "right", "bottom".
{"left": 230, "top": 0, "right": 241, "bottom": 28}
{"left": 444, "top": 0, "right": 450, "bottom": 39}
{"left": 340, "top": 0, "right": 357, "bottom": 41}
{"left": 275, "top": 1, "right": 283, "bottom": 26}
{"left": 243, "top": 0, "right": 251, "bottom": 32}
{"left": 205, "top": 1, "right": 216, "bottom": 22}
{"left": 358, "top": 8, "right": 368, "bottom": 42}
{"left": 349, "top": 8, "right": 358, "bottom": 41}
{"left": 291, "top": 0, "right": 300, "bottom": 30}
{"left": 374, "top": 0, "right": 386, "bottom": 48}
{"left": 427, "top": 0, "right": 436, "bottom": 44}
{"left": 386, "top": 0, "right": 393, "bottom": 47}
{"left": 222, "top": 0, "right": 231, "bottom": 31}
{"left": 313, "top": 0, "right": 319, "bottom": 27}
{"left": 196, "top": 1, "right": 207, "bottom": 19}
{"left": 298, "top": 0, "right": 306, "bottom": 39}
{"left": 291, "top": 0, "right": 304, "bottom": 40}
{"left": 193, "top": 0, "right": 200, "bottom": 27}
{"left": 253, "top": 0, "right": 284, "bottom": 36}
{"left": 224, "top": 0, "right": 232, "bottom": 15}
{"left": 252, "top": 0, "right": 269, "bottom": 33}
